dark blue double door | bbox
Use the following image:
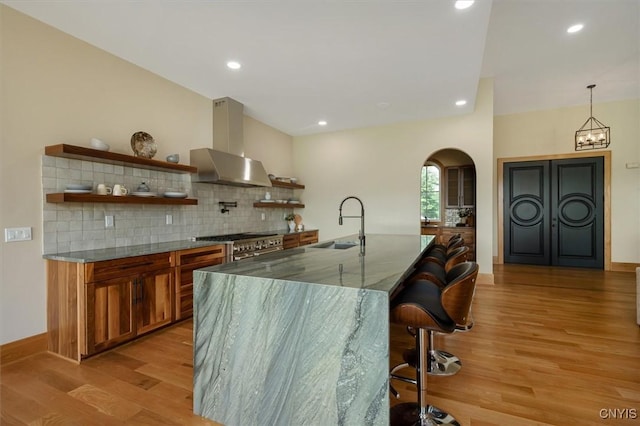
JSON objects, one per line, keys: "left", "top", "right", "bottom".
{"left": 504, "top": 157, "right": 604, "bottom": 269}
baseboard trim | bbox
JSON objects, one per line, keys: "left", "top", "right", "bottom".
{"left": 1, "top": 333, "right": 47, "bottom": 366}
{"left": 611, "top": 262, "right": 640, "bottom": 273}
{"left": 477, "top": 273, "right": 494, "bottom": 285}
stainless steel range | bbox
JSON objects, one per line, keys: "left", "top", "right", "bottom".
{"left": 192, "top": 232, "right": 283, "bottom": 261}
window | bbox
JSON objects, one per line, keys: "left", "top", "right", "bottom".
{"left": 421, "top": 163, "right": 441, "bottom": 222}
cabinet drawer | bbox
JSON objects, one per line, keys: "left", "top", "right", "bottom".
{"left": 86, "top": 253, "right": 173, "bottom": 283}
{"left": 299, "top": 231, "right": 319, "bottom": 246}
{"left": 283, "top": 234, "right": 299, "bottom": 249}
{"left": 176, "top": 245, "right": 225, "bottom": 266}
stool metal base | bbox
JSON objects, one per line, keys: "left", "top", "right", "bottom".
{"left": 390, "top": 402, "right": 460, "bottom": 426}
{"left": 429, "top": 349, "right": 461, "bottom": 376}
{"left": 401, "top": 348, "right": 462, "bottom": 376}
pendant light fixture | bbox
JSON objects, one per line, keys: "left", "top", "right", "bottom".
{"left": 575, "top": 84, "right": 610, "bottom": 150}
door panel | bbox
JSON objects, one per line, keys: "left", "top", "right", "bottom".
{"left": 504, "top": 161, "right": 550, "bottom": 265}
{"left": 136, "top": 268, "right": 173, "bottom": 335}
{"left": 85, "top": 277, "right": 135, "bottom": 355}
{"left": 551, "top": 157, "right": 604, "bottom": 268}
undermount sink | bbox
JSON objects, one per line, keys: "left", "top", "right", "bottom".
{"left": 313, "top": 241, "right": 358, "bottom": 250}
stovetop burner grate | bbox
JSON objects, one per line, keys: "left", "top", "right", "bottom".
{"left": 194, "top": 232, "right": 278, "bottom": 242}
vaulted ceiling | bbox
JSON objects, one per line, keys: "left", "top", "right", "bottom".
{"left": 2, "top": 0, "right": 638, "bottom": 135}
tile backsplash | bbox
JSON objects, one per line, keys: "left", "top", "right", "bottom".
{"left": 42, "top": 156, "right": 296, "bottom": 254}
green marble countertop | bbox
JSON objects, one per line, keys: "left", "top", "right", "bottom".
{"left": 198, "top": 233, "right": 434, "bottom": 293}
{"left": 42, "top": 239, "right": 225, "bottom": 263}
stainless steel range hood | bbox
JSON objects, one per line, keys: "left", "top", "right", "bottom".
{"left": 190, "top": 97, "right": 272, "bottom": 187}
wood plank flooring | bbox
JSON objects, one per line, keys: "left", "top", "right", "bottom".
{"left": 2, "top": 264, "right": 639, "bottom": 425}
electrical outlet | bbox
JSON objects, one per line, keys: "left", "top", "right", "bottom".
{"left": 166, "top": 214, "right": 173, "bottom": 225}
{"left": 261, "top": 213, "right": 266, "bottom": 221}
{"left": 4, "top": 227, "right": 32, "bottom": 242}
{"left": 105, "top": 215, "right": 114, "bottom": 228}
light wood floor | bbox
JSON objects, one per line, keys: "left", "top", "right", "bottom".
{"left": 2, "top": 264, "right": 639, "bottom": 425}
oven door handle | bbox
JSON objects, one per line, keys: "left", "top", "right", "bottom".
{"left": 253, "top": 247, "right": 283, "bottom": 256}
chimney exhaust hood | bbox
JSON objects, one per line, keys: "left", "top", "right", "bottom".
{"left": 190, "top": 97, "right": 272, "bottom": 187}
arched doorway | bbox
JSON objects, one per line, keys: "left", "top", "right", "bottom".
{"left": 420, "top": 148, "right": 477, "bottom": 260}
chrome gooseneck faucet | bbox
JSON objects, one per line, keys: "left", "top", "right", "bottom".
{"left": 338, "top": 196, "right": 365, "bottom": 246}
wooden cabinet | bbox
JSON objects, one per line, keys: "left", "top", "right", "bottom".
{"left": 445, "top": 166, "right": 475, "bottom": 208}
{"left": 299, "top": 230, "right": 319, "bottom": 246}
{"left": 420, "top": 226, "right": 476, "bottom": 261}
{"left": 174, "top": 245, "right": 226, "bottom": 320}
{"left": 283, "top": 230, "right": 319, "bottom": 249}
{"left": 47, "top": 252, "right": 174, "bottom": 362}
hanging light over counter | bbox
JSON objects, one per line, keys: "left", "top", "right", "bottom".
{"left": 575, "top": 84, "right": 610, "bottom": 151}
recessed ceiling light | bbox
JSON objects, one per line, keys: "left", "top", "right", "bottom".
{"left": 318, "top": 120, "right": 327, "bottom": 126}
{"left": 455, "top": 100, "right": 467, "bottom": 106}
{"left": 455, "top": 1, "right": 474, "bottom": 10}
{"left": 567, "top": 24, "right": 584, "bottom": 33}
{"left": 226, "top": 61, "right": 241, "bottom": 70}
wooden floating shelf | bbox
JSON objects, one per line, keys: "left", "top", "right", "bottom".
{"left": 269, "top": 179, "right": 305, "bottom": 189}
{"left": 253, "top": 202, "right": 305, "bottom": 208}
{"left": 45, "top": 144, "right": 197, "bottom": 174}
{"left": 46, "top": 193, "right": 198, "bottom": 205}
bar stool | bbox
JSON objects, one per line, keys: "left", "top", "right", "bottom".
{"left": 420, "top": 236, "right": 464, "bottom": 266}
{"left": 412, "top": 246, "right": 469, "bottom": 287}
{"left": 389, "top": 262, "right": 478, "bottom": 426}
{"left": 397, "top": 261, "right": 476, "bottom": 377}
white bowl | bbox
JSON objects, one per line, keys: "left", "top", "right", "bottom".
{"left": 90, "top": 138, "right": 110, "bottom": 151}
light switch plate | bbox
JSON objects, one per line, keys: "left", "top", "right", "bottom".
{"left": 4, "top": 227, "right": 32, "bottom": 242}
{"left": 105, "top": 215, "right": 114, "bottom": 228}
{"left": 166, "top": 214, "right": 173, "bottom": 225}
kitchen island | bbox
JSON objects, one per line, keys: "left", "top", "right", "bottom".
{"left": 193, "top": 233, "right": 434, "bottom": 426}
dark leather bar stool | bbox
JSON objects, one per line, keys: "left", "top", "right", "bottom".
{"left": 397, "top": 261, "right": 477, "bottom": 377}
{"left": 412, "top": 246, "right": 469, "bottom": 286}
{"left": 389, "top": 262, "right": 478, "bottom": 426}
{"left": 420, "top": 236, "right": 464, "bottom": 266}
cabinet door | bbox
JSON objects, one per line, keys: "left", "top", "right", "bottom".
{"left": 460, "top": 167, "right": 475, "bottom": 207}
{"left": 85, "top": 277, "right": 136, "bottom": 356}
{"left": 136, "top": 268, "right": 173, "bottom": 335}
{"left": 445, "top": 167, "right": 461, "bottom": 208}
{"left": 445, "top": 166, "right": 475, "bottom": 208}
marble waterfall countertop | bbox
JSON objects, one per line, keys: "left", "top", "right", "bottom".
{"left": 193, "top": 234, "right": 434, "bottom": 426}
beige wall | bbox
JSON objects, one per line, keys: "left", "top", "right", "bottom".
{"left": 0, "top": 6, "right": 292, "bottom": 344}
{"left": 494, "top": 99, "right": 640, "bottom": 263}
{"left": 292, "top": 80, "right": 494, "bottom": 276}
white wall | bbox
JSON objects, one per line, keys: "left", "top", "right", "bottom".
{"left": 494, "top": 99, "right": 640, "bottom": 263}
{"left": 292, "top": 80, "right": 494, "bottom": 277}
{"left": 0, "top": 6, "right": 292, "bottom": 344}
